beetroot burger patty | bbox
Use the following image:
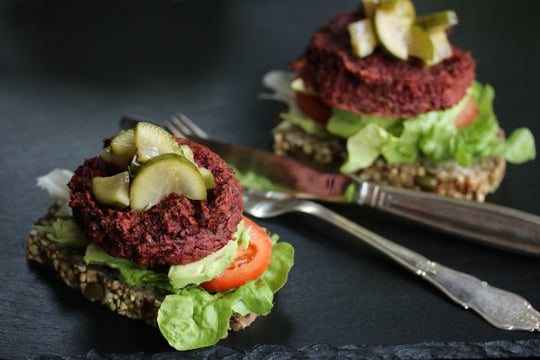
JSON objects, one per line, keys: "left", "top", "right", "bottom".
{"left": 292, "top": 10, "right": 476, "bottom": 118}
{"left": 68, "top": 137, "right": 243, "bottom": 268}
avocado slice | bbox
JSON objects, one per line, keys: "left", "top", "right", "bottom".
{"left": 168, "top": 239, "right": 239, "bottom": 290}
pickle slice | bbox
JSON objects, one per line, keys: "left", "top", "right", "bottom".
{"left": 362, "top": 0, "right": 380, "bottom": 18}
{"left": 407, "top": 24, "right": 434, "bottom": 62}
{"left": 110, "top": 129, "right": 136, "bottom": 157}
{"left": 91, "top": 171, "right": 130, "bottom": 209}
{"left": 416, "top": 10, "right": 458, "bottom": 32}
{"left": 425, "top": 30, "right": 453, "bottom": 66}
{"left": 134, "top": 122, "right": 184, "bottom": 162}
{"left": 349, "top": 19, "right": 377, "bottom": 58}
{"left": 179, "top": 144, "right": 215, "bottom": 189}
{"left": 99, "top": 146, "right": 131, "bottom": 169}
{"left": 380, "top": 0, "right": 415, "bottom": 21}
{"left": 129, "top": 153, "right": 207, "bottom": 212}
{"left": 100, "top": 129, "right": 137, "bottom": 169}
{"left": 374, "top": 8, "right": 411, "bottom": 60}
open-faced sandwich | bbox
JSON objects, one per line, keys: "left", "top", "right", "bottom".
{"left": 27, "top": 122, "right": 294, "bottom": 351}
{"left": 263, "top": 0, "right": 535, "bottom": 201}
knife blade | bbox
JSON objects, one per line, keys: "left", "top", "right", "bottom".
{"left": 121, "top": 115, "right": 540, "bottom": 256}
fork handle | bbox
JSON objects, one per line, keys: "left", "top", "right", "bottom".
{"left": 294, "top": 200, "right": 540, "bottom": 331}
{"left": 357, "top": 182, "right": 540, "bottom": 256}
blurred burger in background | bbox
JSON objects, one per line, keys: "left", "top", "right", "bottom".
{"left": 263, "top": 0, "right": 535, "bottom": 202}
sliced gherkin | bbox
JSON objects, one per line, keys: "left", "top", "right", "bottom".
{"left": 380, "top": 0, "right": 415, "bottom": 21}
{"left": 424, "top": 30, "right": 453, "bottom": 66}
{"left": 91, "top": 171, "right": 130, "bottom": 209}
{"left": 374, "top": 8, "right": 411, "bottom": 60}
{"left": 349, "top": 18, "right": 378, "bottom": 58}
{"left": 110, "top": 129, "right": 136, "bottom": 157}
{"left": 180, "top": 144, "right": 215, "bottom": 189}
{"left": 129, "top": 153, "right": 207, "bottom": 213}
{"left": 407, "top": 24, "right": 434, "bottom": 62}
{"left": 134, "top": 122, "right": 184, "bottom": 162}
{"left": 99, "top": 146, "right": 132, "bottom": 169}
{"left": 416, "top": 10, "right": 458, "bottom": 32}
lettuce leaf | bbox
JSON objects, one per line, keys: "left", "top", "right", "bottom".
{"left": 35, "top": 166, "right": 295, "bottom": 351}
{"left": 33, "top": 207, "right": 89, "bottom": 249}
{"left": 261, "top": 71, "right": 536, "bottom": 174}
{"left": 234, "top": 219, "right": 251, "bottom": 250}
{"left": 280, "top": 113, "right": 329, "bottom": 137}
{"left": 157, "top": 286, "right": 234, "bottom": 351}
{"left": 158, "top": 240, "right": 294, "bottom": 351}
{"left": 84, "top": 243, "right": 173, "bottom": 292}
{"left": 334, "top": 82, "right": 536, "bottom": 172}
{"left": 36, "top": 169, "right": 74, "bottom": 205}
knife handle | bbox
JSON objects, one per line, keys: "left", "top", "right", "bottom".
{"left": 358, "top": 183, "right": 540, "bottom": 256}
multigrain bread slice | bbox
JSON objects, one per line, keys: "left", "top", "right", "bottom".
{"left": 273, "top": 124, "right": 507, "bottom": 202}
{"left": 26, "top": 206, "right": 257, "bottom": 332}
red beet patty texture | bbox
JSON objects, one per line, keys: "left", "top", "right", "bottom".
{"left": 292, "top": 9, "right": 476, "bottom": 118}
{"left": 68, "top": 137, "right": 243, "bottom": 268}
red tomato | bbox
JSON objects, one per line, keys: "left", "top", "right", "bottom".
{"left": 296, "top": 92, "right": 332, "bottom": 124}
{"left": 454, "top": 97, "right": 479, "bottom": 129}
{"left": 200, "top": 217, "right": 273, "bottom": 293}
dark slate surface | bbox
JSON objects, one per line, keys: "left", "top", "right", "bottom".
{"left": 1, "top": 0, "right": 540, "bottom": 359}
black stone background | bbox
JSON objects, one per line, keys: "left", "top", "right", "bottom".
{"left": 1, "top": 0, "right": 540, "bottom": 359}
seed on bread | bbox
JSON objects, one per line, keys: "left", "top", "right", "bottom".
{"left": 27, "top": 208, "right": 257, "bottom": 331}
{"left": 273, "top": 123, "right": 506, "bottom": 202}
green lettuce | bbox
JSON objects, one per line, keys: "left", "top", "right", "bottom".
{"left": 234, "top": 219, "right": 251, "bottom": 249}
{"left": 279, "top": 113, "right": 329, "bottom": 137}
{"left": 157, "top": 240, "right": 294, "bottom": 351}
{"left": 38, "top": 212, "right": 294, "bottom": 351}
{"left": 33, "top": 206, "right": 89, "bottom": 249}
{"left": 273, "top": 79, "right": 535, "bottom": 173}
{"left": 36, "top": 168, "right": 294, "bottom": 351}
{"left": 229, "top": 165, "right": 287, "bottom": 192}
{"left": 84, "top": 243, "right": 173, "bottom": 292}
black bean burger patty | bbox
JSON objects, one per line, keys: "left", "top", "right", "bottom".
{"left": 68, "top": 138, "right": 243, "bottom": 268}
{"left": 292, "top": 9, "right": 476, "bottom": 118}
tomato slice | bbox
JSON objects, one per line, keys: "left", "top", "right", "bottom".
{"left": 454, "top": 97, "right": 479, "bottom": 129}
{"left": 200, "top": 217, "right": 273, "bottom": 293}
{"left": 295, "top": 92, "right": 332, "bottom": 124}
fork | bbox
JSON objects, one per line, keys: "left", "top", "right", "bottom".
{"left": 167, "top": 112, "right": 540, "bottom": 332}
{"left": 242, "top": 188, "right": 540, "bottom": 332}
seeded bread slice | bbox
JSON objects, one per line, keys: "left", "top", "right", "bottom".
{"left": 273, "top": 124, "right": 506, "bottom": 202}
{"left": 26, "top": 206, "right": 257, "bottom": 332}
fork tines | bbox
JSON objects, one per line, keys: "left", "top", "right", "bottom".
{"left": 167, "top": 113, "right": 210, "bottom": 139}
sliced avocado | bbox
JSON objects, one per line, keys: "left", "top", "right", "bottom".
{"left": 348, "top": 18, "right": 377, "bottom": 58}
{"left": 168, "top": 239, "right": 239, "bottom": 290}
{"left": 91, "top": 171, "right": 130, "bottom": 209}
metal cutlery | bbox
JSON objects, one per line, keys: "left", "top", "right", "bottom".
{"left": 241, "top": 188, "right": 540, "bottom": 332}
{"left": 143, "top": 112, "right": 540, "bottom": 331}
{"left": 133, "top": 113, "right": 540, "bottom": 257}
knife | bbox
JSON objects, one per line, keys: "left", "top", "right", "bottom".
{"left": 121, "top": 116, "right": 540, "bottom": 256}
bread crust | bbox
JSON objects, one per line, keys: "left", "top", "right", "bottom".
{"left": 26, "top": 206, "right": 257, "bottom": 331}
{"left": 273, "top": 124, "right": 506, "bottom": 202}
